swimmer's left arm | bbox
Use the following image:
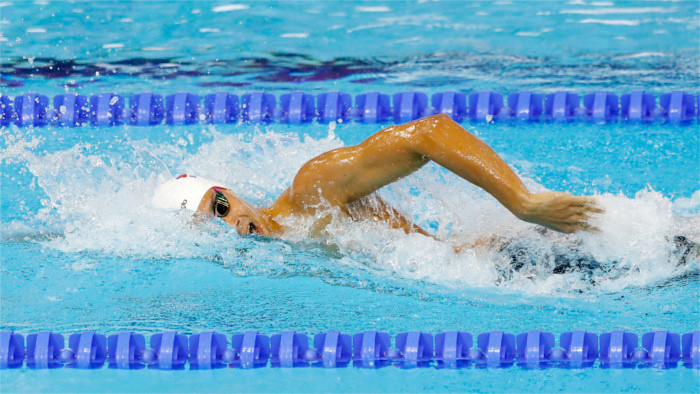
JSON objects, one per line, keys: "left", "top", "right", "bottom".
{"left": 290, "top": 114, "right": 602, "bottom": 233}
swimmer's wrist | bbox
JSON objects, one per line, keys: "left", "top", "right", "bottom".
{"left": 511, "top": 192, "right": 536, "bottom": 221}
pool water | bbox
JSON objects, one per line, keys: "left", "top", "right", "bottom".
{"left": 1, "top": 1, "right": 699, "bottom": 392}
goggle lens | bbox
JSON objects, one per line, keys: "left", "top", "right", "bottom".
{"left": 212, "top": 188, "right": 230, "bottom": 217}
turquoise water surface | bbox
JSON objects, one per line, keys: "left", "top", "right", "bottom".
{"left": 1, "top": 1, "right": 699, "bottom": 392}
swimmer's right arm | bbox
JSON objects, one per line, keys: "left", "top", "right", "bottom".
{"left": 289, "top": 114, "right": 602, "bottom": 233}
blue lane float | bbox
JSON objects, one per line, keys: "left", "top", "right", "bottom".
{"left": 508, "top": 91, "right": 542, "bottom": 121}
{"left": 317, "top": 91, "right": 352, "bottom": 124}
{"left": 682, "top": 331, "right": 700, "bottom": 368}
{"left": 67, "top": 331, "right": 107, "bottom": 369}
{"left": 241, "top": 92, "right": 275, "bottom": 123}
{"left": 559, "top": 330, "right": 598, "bottom": 368}
{"left": 0, "top": 332, "right": 24, "bottom": 369}
{"left": 204, "top": 92, "right": 238, "bottom": 124}
{"left": 395, "top": 331, "right": 434, "bottom": 368}
{"left": 1, "top": 330, "right": 698, "bottom": 370}
{"left": 621, "top": 91, "right": 656, "bottom": 122}
{"left": 314, "top": 331, "right": 352, "bottom": 368}
{"left": 477, "top": 330, "right": 516, "bottom": 368}
{"left": 231, "top": 331, "right": 270, "bottom": 369}
{"left": 13, "top": 93, "right": 50, "bottom": 127}
{"left": 107, "top": 332, "right": 146, "bottom": 369}
{"left": 584, "top": 91, "right": 619, "bottom": 122}
{"left": 638, "top": 330, "right": 681, "bottom": 369}
{"left": 0, "top": 94, "right": 13, "bottom": 126}
{"left": 660, "top": 91, "right": 697, "bottom": 123}
{"left": 90, "top": 92, "right": 125, "bottom": 126}
{"left": 545, "top": 91, "right": 580, "bottom": 121}
{"left": 278, "top": 91, "right": 316, "bottom": 124}
{"left": 393, "top": 91, "right": 432, "bottom": 124}
{"left": 53, "top": 93, "right": 89, "bottom": 127}
{"left": 516, "top": 330, "right": 555, "bottom": 368}
{"left": 353, "top": 331, "right": 392, "bottom": 368}
{"left": 434, "top": 331, "right": 471, "bottom": 368}
{"left": 129, "top": 93, "right": 164, "bottom": 126}
{"left": 166, "top": 92, "right": 200, "bottom": 125}
{"left": 1, "top": 90, "right": 697, "bottom": 128}
{"left": 150, "top": 331, "right": 188, "bottom": 370}
{"left": 600, "top": 330, "right": 637, "bottom": 368}
{"left": 189, "top": 331, "right": 227, "bottom": 370}
{"left": 355, "top": 92, "right": 392, "bottom": 123}
{"left": 270, "top": 331, "right": 310, "bottom": 367}
{"left": 432, "top": 91, "right": 467, "bottom": 123}
{"left": 25, "top": 332, "right": 64, "bottom": 369}
{"left": 469, "top": 91, "right": 504, "bottom": 122}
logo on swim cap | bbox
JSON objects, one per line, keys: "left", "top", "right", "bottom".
{"left": 153, "top": 174, "right": 227, "bottom": 212}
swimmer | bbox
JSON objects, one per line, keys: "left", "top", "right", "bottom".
{"left": 154, "top": 114, "right": 603, "bottom": 240}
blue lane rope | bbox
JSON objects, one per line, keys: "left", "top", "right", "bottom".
{"left": 1, "top": 329, "right": 698, "bottom": 370}
{"left": 1, "top": 90, "right": 698, "bottom": 128}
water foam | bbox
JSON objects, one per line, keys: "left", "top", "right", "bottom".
{"left": 1, "top": 125, "right": 697, "bottom": 297}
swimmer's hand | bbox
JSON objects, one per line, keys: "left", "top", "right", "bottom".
{"left": 516, "top": 192, "right": 603, "bottom": 233}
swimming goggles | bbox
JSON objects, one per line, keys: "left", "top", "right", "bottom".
{"left": 212, "top": 187, "right": 230, "bottom": 217}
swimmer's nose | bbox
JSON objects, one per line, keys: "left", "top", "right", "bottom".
{"left": 235, "top": 217, "right": 248, "bottom": 235}
{"left": 235, "top": 217, "right": 258, "bottom": 235}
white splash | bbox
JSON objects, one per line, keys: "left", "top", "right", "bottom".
{"left": 280, "top": 33, "right": 309, "bottom": 38}
{"left": 212, "top": 4, "right": 249, "bottom": 13}
{"left": 1, "top": 126, "right": 696, "bottom": 297}
{"left": 355, "top": 6, "right": 391, "bottom": 13}
{"left": 579, "top": 18, "right": 641, "bottom": 26}
{"left": 515, "top": 31, "right": 542, "bottom": 37}
{"left": 561, "top": 7, "right": 673, "bottom": 15}
{"left": 615, "top": 52, "right": 667, "bottom": 59}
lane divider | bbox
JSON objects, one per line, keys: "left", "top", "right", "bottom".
{"left": 1, "top": 329, "right": 698, "bottom": 370}
{"left": 0, "top": 90, "right": 698, "bottom": 128}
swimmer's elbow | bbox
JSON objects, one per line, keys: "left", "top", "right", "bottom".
{"left": 424, "top": 113, "right": 460, "bottom": 130}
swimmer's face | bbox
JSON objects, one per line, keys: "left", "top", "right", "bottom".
{"left": 197, "top": 188, "right": 271, "bottom": 236}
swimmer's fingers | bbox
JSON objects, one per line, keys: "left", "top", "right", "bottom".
{"left": 559, "top": 220, "right": 599, "bottom": 234}
{"left": 560, "top": 212, "right": 600, "bottom": 233}
{"left": 573, "top": 206, "right": 603, "bottom": 219}
{"left": 576, "top": 220, "right": 600, "bottom": 233}
{"left": 521, "top": 192, "right": 603, "bottom": 234}
{"left": 567, "top": 196, "right": 601, "bottom": 206}
{"left": 568, "top": 197, "right": 605, "bottom": 213}
{"left": 580, "top": 203, "right": 604, "bottom": 214}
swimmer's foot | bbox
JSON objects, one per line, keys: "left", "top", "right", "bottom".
{"left": 673, "top": 235, "right": 699, "bottom": 266}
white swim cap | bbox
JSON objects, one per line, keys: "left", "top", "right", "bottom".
{"left": 152, "top": 174, "right": 226, "bottom": 211}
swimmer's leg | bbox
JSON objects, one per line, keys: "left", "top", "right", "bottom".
{"left": 673, "top": 235, "right": 699, "bottom": 265}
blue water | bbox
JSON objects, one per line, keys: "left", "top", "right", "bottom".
{"left": 2, "top": 1, "right": 700, "bottom": 392}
